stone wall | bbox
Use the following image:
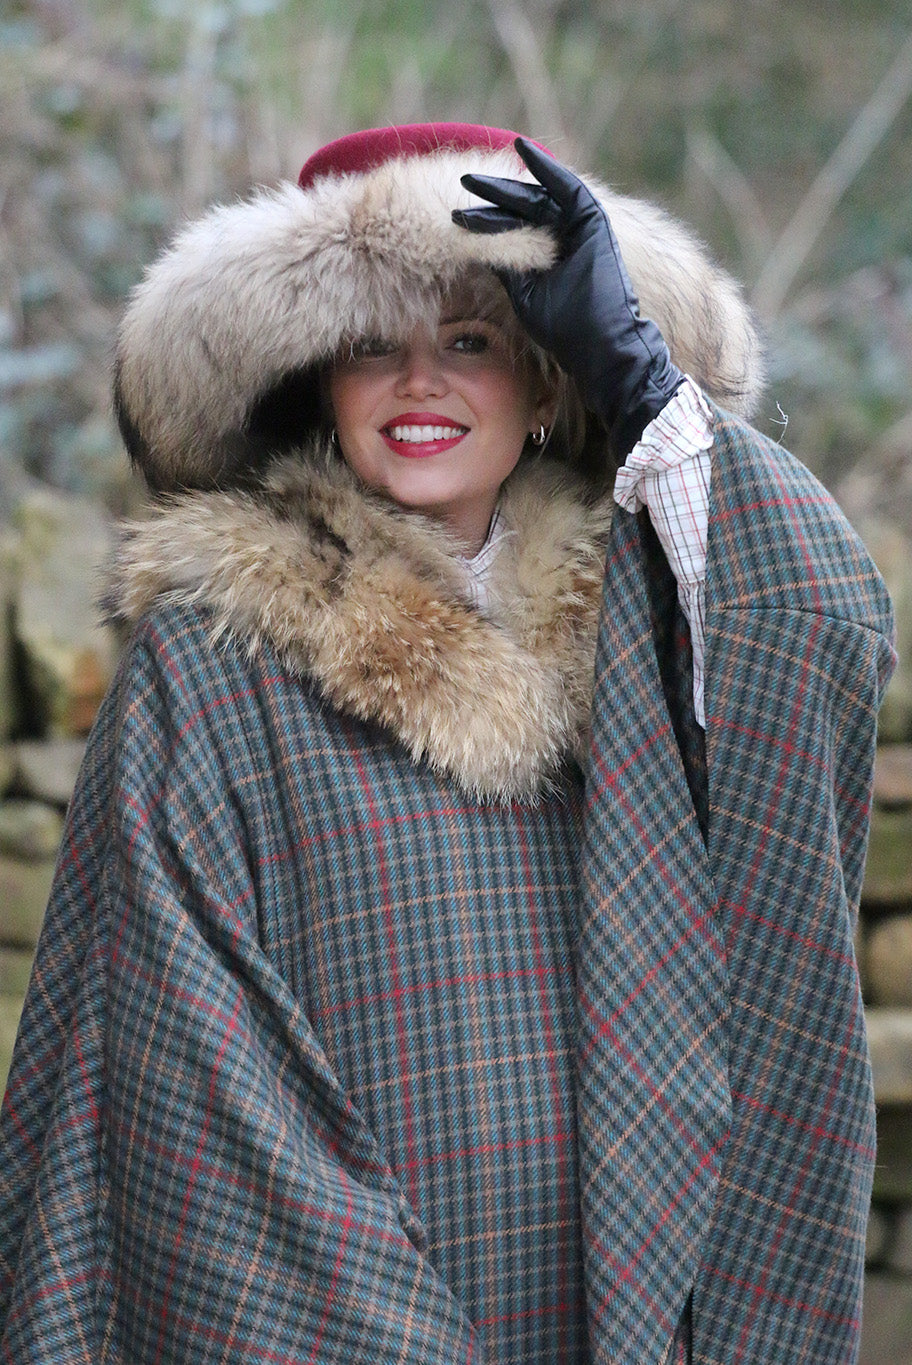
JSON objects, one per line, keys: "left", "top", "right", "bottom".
{"left": 0, "top": 485, "right": 910, "bottom": 1357}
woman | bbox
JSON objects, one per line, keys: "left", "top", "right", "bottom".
{"left": 0, "top": 123, "right": 895, "bottom": 1364}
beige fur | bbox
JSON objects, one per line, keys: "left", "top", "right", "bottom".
{"left": 114, "top": 145, "right": 764, "bottom": 492}
{"left": 108, "top": 450, "right": 610, "bottom": 801}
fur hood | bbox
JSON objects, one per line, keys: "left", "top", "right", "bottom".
{"left": 108, "top": 450, "right": 611, "bottom": 801}
{"left": 114, "top": 140, "right": 764, "bottom": 492}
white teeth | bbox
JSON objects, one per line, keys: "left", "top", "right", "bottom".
{"left": 387, "top": 424, "right": 466, "bottom": 442}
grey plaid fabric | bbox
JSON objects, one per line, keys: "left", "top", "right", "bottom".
{"left": 0, "top": 408, "right": 895, "bottom": 1363}
{"left": 579, "top": 406, "right": 895, "bottom": 1363}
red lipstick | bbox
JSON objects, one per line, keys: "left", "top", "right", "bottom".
{"left": 380, "top": 411, "right": 469, "bottom": 459}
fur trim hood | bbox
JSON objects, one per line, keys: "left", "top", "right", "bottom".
{"left": 114, "top": 139, "right": 764, "bottom": 492}
{"left": 108, "top": 451, "right": 610, "bottom": 801}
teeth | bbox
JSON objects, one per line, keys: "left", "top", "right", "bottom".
{"left": 387, "top": 424, "right": 466, "bottom": 442}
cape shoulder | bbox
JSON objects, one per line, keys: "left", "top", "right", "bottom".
{"left": 707, "top": 406, "right": 895, "bottom": 651}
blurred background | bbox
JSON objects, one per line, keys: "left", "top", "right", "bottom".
{"left": 1, "top": 0, "right": 911, "bottom": 1357}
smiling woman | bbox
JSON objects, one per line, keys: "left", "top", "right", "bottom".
{"left": 0, "top": 122, "right": 896, "bottom": 1365}
{"left": 328, "top": 303, "right": 555, "bottom": 552}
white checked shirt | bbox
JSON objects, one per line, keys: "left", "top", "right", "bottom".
{"left": 462, "top": 504, "right": 510, "bottom": 616}
{"left": 463, "top": 377, "right": 714, "bottom": 726}
{"left": 614, "top": 377, "right": 713, "bottom": 727}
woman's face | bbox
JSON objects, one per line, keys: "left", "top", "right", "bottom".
{"left": 327, "top": 300, "right": 554, "bottom": 554}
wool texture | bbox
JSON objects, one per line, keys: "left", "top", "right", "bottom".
{"left": 0, "top": 404, "right": 895, "bottom": 1363}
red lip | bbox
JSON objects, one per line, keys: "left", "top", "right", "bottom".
{"left": 384, "top": 411, "right": 467, "bottom": 427}
{"left": 380, "top": 412, "right": 469, "bottom": 459}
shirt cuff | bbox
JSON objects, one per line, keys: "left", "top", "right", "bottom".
{"left": 613, "top": 377, "right": 713, "bottom": 727}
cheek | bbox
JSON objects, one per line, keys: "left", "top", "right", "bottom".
{"left": 474, "top": 365, "right": 537, "bottom": 427}
{"left": 326, "top": 370, "right": 364, "bottom": 431}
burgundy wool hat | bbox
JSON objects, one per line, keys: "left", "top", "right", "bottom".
{"left": 299, "top": 121, "right": 552, "bottom": 188}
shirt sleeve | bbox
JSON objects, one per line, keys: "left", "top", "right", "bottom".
{"left": 613, "top": 377, "right": 714, "bottom": 727}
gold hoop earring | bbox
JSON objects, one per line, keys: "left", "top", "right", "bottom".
{"left": 531, "top": 424, "right": 547, "bottom": 446}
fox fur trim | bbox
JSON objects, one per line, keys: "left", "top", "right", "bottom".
{"left": 107, "top": 450, "right": 610, "bottom": 801}
{"left": 114, "top": 145, "right": 764, "bottom": 492}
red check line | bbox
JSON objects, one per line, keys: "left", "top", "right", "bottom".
{"left": 151, "top": 989, "right": 245, "bottom": 1365}
{"left": 516, "top": 809, "right": 570, "bottom": 1318}
{"left": 52, "top": 812, "right": 106, "bottom": 882}
{"left": 61, "top": 819, "right": 99, "bottom": 912}
{"left": 605, "top": 530, "right": 638, "bottom": 571}
{"left": 117, "top": 952, "right": 247, "bottom": 1035}
{"left": 722, "top": 615, "right": 822, "bottom": 962}
{"left": 307, "top": 1168, "right": 355, "bottom": 1365}
{"left": 723, "top": 900, "right": 855, "bottom": 968}
{"left": 707, "top": 718, "right": 869, "bottom": 818}
{"left": 148, "top": 619, "right": 192, "bottom": 697}
{"left": 715, "top": 607, "right": 826, "bottom": 1358}
{"left": 110, "top": 961, "right": 392, "bottom": 1181}
{"left": 108, "top": 1119, "right": 403, "bottom": 1238}
{"left": 477, "top": 1300, "right": 575, "bottom": 1327}
{"left": 0, "top": 1268, "right": 96, "bottom": 1333}
{"left": 311, "top": 960, "right": 561, "bottom": 1019}
{"left": 349, "top": 736, "right": 418, "bottom": 1210}
{"left": 735, "top": 940, "right": 860, "bottom": 1356}
{"left": 703, "top": 1263, "right": 860, "bottom": 1330}
{"left": 590, "top": 742, "right": 724, "bottom": 970}
{"left": 579, "top": 982, "right": 727, "bottom": 1167}
{"left": 731, "top": 1089, "right": 874, "bottom": 1158}
{"left": 587, "top": 1232, "right": 673, "bottom": 1334}
{"left": 397, "top": 1129, "right": 569, "bottom": 1174}
{"left": 257, "top": 802, "right": 480, "bottom": 868}
{"left": 588, "top": 723, "right": 673, "bottom": 801}
{"left": 0, "top": 1094, "right": 41, "bottom": 1162}
{"left": 71, "top": 1026, "right": 98, "bottom": 1130}
{"left": 594, "top": 1134, "right": 727, "bottom": 1324}
{"left": 768, "top": 462, "right": 822, "bottom": 612}
{"left": 579, "top": 901, "right": 718, "bottom": 1066}
{"left": 121, "top": 667, "right": 286, "bottom": 868}
{"left": 711, "top": 493, "right": 830, "bottom": 526}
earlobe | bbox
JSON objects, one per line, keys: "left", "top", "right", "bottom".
{"left": 533, "top": 367, "right": 559, "bottom": 431}
{"left": 535, "top": 392, "right": 558, "bottom": 434}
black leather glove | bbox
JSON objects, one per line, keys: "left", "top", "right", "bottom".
{"left": 452, "top": 136, "right": 685, "bottom": 455}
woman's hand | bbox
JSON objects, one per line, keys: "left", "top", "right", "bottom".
{"left": 452, "top": 136, "right": 684, "bottom": 454}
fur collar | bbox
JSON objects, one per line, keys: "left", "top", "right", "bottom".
{"left": 109, "top": 451, "right": 611, "bottom": 802}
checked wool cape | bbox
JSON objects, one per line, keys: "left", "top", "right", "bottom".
{"left": 0, "top": 408, "right": 897, "bottom": 1363}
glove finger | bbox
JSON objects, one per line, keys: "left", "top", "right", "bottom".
{"left": 513, "top": 136, "right": 592, "bottom": 213}
{"left": 459, "top": 173, "right": 559, "bottom": 227}
{"left": 493, "top": 266, "right": 539, "bottom": 313}
{"left": 451, "top": 207, "right": 531, "bottom": 235}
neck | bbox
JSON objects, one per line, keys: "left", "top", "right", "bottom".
{"left": 417, "top": 494, "right": 499, "bottom": 558}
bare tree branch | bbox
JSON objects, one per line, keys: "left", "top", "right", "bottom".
{"left": 753, "top": 27, "right": 912, "bottom": 320}
{"left": 293, "top": 19, "right": 362, "bottom": 159}
{"left": 686, "top": 126, "right": 773, "bottom": 277}
{"left": 179, "top": 16, "right": 218, "bottom": 214}
{"left": 485, "top": 0, "right": 569, "bottom": 148}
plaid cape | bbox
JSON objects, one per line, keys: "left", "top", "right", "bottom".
{"left": 0, "top": 408, "right": 896, "bottom": 1363}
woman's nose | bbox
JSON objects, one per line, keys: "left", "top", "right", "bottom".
{"left": 394, "top": 340, "right": 447, "bottom": 396}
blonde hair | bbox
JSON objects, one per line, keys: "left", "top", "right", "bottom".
{"left": 437, "top": 269, "right": 591, "bottom": 470}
